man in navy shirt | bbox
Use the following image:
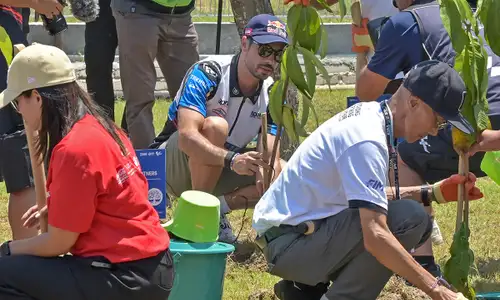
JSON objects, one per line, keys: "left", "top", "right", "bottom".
{"left": 354, "top": 0, "right": 500, "bottom": 280}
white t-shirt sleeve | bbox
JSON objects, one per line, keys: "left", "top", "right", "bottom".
{"left": 336, "top": 140, "right": 389, "bottom": 213}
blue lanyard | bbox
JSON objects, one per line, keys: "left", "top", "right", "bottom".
{"left": 380, "top": 100, "right": 400, "bottom": 200}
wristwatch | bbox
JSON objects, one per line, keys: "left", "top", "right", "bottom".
{"left": 0, "top": 241, "right": 11, "bottom": 257}
{"left": 421, "top": 185, "right": 432, "bottom": 207}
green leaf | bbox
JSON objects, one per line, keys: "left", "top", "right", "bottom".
{"left": 269, "top": 79, "right": 285, "bottom": 126}
{"left": 303, "top": 53, "right": 317, "bottom": 97}
{"left": 287, "top": 5, "right": 301, "bottom": 44}
{"left": 301, "top": 92, "right": 319, "bottom": 128}
{"left": 286, "top": 46, "right": 312, "bottom": 98}
{"left": 282, "top": 105, "right": 298, "bottom": 142}
{"left": 295, "top": 6, "right": 321, "bottom": 52}
{"left": 313, "top": 0, "right": 334, "bottom": 13}
{"left": 320, "top": 23, "right": 328, "bottom": 59}
{"left": 294, "top": 119, "right": 309, "bottom": 137}
{"left": 444, "top": 222, "right": 476, "bottom": 299}
{"left": 338, "top": 0, "right": 348, "bottom": 20}
{"left": 455, "top": 0, "right": 475, "bottom": 28}
{"left": 298, "top": 46, "right": 332, "bottom": 89}
{"left": 478, "top": 0, "right": 500, "bottom": 56}
{"left": 439, "top": 0, "right": 469, "bottom": 55}
{"left": 300, "top": 94, "right": 310, "bottom": 127}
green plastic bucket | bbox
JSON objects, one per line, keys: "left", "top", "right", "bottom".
{"left": 477, "top": 293, "right": 500, "bottom": 299}
{"left": 165, "top": 190, "right": 221, "bottom": 243}
{"left": 168, "top": 238, "right": 235, "bottom": 300}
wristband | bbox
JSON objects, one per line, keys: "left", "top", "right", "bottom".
{"left": 431, "top": 182, "right": 446, "bottom": 204}
{"left": 224, "top": 151, "right": 237, "bottom": 170}
{"left": 0, "top": 241, "right": 11, "bottom": 257}
{"left": 421, "top": 185, "right": 431, "bottom": 207}
{"left": 230, "top": 153, "right": 239, "bottom": 171}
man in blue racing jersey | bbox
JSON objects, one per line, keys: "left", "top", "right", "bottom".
{"left": 150, "top": 14, "right": 288, "bottom": 243}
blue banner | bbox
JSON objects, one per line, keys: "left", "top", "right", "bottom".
{"left": 136, "top": 149, "right": 168, "bottom": 219}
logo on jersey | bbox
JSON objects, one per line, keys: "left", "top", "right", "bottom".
{"left": 203, "top": 64, "right": 217, "bottom": 77}
{"left": 218, "top": 98, "right": 228, "bottom": 106}
{"left": 212, "top": 107, "right": 227, "bottom": 118}
{"left": 190, "top": 75, "right": 207, "bottom": 89}
{"left": 337, "top": 103, "right": 362, "bottom": 122}
{"left": 365, "top": 179, "right": 384, "bottom": 192}
{"left": 419, "top": 136, "right": 431, "bottom": 154}
{"left": 232, "top": 87, "right": 240, "bottom": 96}
{"left": 250, "top": 111, "right": 262, "bottom": 119}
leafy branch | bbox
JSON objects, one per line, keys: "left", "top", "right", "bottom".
{"left": 265, "top": 2, "right": 338, "bottom": 185}
{"left": 439, "top": 0, "right": 500, "bottom": 297}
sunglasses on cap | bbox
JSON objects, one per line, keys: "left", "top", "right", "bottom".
{"left": 251, "top": 40, "right": 286, "bottom": 63}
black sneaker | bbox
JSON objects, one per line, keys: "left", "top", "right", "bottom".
{"left": 274, "top": 280, "right": 329, "bottom": 300}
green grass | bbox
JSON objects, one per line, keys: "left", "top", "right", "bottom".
{"left": 0, "top": 89, "right": 499, "bottom": 299}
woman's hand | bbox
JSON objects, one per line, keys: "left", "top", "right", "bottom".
{"left": 22, "top": 204, "right": 48, "bottom": 229}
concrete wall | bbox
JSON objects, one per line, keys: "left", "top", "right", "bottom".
{"left": 28, "top": 22, "right": 353, "bottom": 55}
{"left": 72, "top": 54, "right": 356, "bottom": 98}
{"left": 29, "top": 22, "right": 356, "bottom": 97}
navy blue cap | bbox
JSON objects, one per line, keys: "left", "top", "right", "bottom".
{"left": 244, "top": 14, "right": 289, "bottom": 45}
{"left": 403, "top": 60, "right": 474, "bottom": 134}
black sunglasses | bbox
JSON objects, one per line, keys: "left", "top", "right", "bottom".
{"left": 252, "top": 40, "right": 286, "bottom": 63}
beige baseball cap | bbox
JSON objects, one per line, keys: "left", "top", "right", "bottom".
{"left": 0, "top": 43, "right": 76, "bottom": 109}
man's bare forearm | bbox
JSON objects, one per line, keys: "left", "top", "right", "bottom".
{"left": 385, "top": 185, "right": 432, "bottom": 203}
{"left": 178, "top": 130, "right": 228, "bottom": 167}
{"left": 364, "top": 223, "right": 438, "bottom": 296}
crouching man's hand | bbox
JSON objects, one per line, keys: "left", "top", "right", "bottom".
{"left": 431, "top": 172, "right": 484, "bottom": 204}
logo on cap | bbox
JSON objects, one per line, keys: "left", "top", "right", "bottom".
{"left": 459, "top": 90, "right": 466, "bottom": 109}
{"left": 267, "top": 20, "right": 287, "bottom": 38}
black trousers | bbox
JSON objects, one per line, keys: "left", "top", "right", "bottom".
{"left": 84, "top": 0, "right": 127, "bottom": 130}
{"left": 0, "top": 249, "right": 174, "bottom": 300}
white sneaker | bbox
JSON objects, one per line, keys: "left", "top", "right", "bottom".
{"left": 218, "top": 213, "right": 237, "bottom": 244}
{"left": 431, "top": 218, "right": 444, "bottom": 245}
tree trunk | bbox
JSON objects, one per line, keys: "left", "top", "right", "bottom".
{"left": 229, "top": 0, "right": 300, "bottom": 160}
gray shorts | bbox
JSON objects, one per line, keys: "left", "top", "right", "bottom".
{"left": 0, "top": 129, "right": 35, "bottom": 194}
{"left": 261, "top": 200, "right": 432, "bottom": 300}
{"left": 160, "top": 131, "right": 255, "bottom": 198}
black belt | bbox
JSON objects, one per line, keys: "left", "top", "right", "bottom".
{"left": 254, "top": 221, "right": 319, "bottom": 251}
{"left": 136, "top": 0, "right": 195, "bottom": 15}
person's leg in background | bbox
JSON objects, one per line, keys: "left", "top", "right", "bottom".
{"left": 20, "top": 8, "right": 30, "bottom": 41}
{"left": 114, "top": 11, "right": 160, "bottom": 149}
{"left": 0, "top": 11, "right": 38, "bottom": 241}
{"left": 156, "top": 12, "right": 199, "bottom": 100}
{"left": 0, "top": 119, "right": 38, "bottom": 241}
{"left": 84, "top": 0, "right": 118, "bottom": 121}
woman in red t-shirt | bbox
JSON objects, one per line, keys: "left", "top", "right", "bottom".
{"left": 0, "top": 43, "right": 174, "bottom": 300}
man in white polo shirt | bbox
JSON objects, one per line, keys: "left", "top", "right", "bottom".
{"left": 252, "top": 60, "right": 483, "bottom": 300}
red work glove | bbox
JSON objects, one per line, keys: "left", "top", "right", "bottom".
{"left": 432, "top": 172, "right": 484, "bottom": 204}
{"left": 284, "top": 0, "right": 310, "bottom": 6}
